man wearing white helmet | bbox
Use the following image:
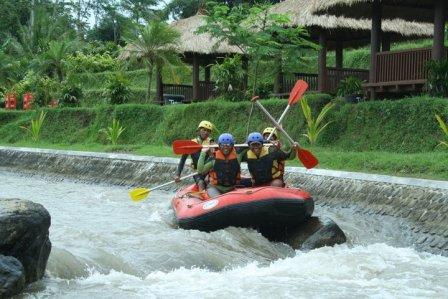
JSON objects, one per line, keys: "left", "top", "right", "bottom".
{"left": 174, "top": 120, "right": 214, "bottom": 191}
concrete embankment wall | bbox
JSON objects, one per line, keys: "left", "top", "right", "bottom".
{"left": 1, "top": 146, "right": 447, "bottom": 256}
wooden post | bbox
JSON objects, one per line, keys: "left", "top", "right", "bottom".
{"left": 242, "top": 56, "right": 249, "bottom": 92}
{"left": 156, "top": 66, "right": 163, "bottom": 105}
{"left": 318, "top": 31, "right": 328, "bottom": 92}
{"left": 192, "top": 55, "right": 200, "bottom": 100}
{"left": 432, "top": 0, "right": 446, "bottom": 60}
{"left": 369, "top": 0, "right": 382, "bottom": 100}
{"left": 382, "top": 33, "right": 391, "bottom": 52}
{"left": 205, "top": 64, "right": 211, "bottom": 83}
{"left": 335, "top": 41, "right": 343, "bottom": 69}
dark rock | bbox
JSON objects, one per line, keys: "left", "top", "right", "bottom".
{"left": 0, "top": 198, "right": 51, "bottom": 283}
{"left": 0, "top": 255, "right": 26, "bottom": 298}
{"left": 286, "top": 217, "right": 347, "bottom": 250}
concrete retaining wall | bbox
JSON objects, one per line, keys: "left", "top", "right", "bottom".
{"left": 1, "top": 146, "right": 447, "bottom": 256}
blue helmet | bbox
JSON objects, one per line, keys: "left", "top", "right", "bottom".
{"left": 218, "top": 133, "right": 234, "bottom": 145}
{"left": 247, "top": 132, "right": 264, "bottom": 145}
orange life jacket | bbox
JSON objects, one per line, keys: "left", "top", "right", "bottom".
{"left": 209, "top": 149, "right": 241, "bottom": 187}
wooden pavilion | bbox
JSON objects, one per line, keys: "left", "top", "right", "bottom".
{"left": 270, "top": 0, "right": 433, "bottom": 94}
{"left": 161, "top": 14, "right": 244, "bottom": 103}
{"left": 312, "top": 0, "right": 446, "bottom": 98}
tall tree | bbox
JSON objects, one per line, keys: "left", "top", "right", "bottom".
{"left": 123, "top": 20, "right": 181, "bottom": 102}
{"left": 121, "top": 0, "right": 158, "bottom": 24}
{"left": 163, "top": 0, "right": 201, "bottom": 20}
{"left": 199, "top": 2, "right": 316, "bottom": 95}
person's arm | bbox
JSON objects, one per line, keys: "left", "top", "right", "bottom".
{"left": 175, "top": 154, "right": 188, "bottom": 181}
{"left": 272, "top": 143, "right": 298, "bottom": 160}
{"left": 238, "top": 148, "right": 248, "bottom": 163}
{"left": 197, "top": 150, "right": 214, "bottom": 174}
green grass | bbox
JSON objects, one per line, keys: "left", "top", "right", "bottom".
{"left": 2, "top": 141, "right": 447, "bottom": 181}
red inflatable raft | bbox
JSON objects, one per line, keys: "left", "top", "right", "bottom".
{"left": 172, "top": 184, "right": 314, "bottom": 232}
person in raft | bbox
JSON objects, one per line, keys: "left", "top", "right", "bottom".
{"left": 241, "top": 132, "right": 299, "bottom": 187}
{"left": 262, "top": 127, "right": 286, "bottom": 181}
{"left": 197, "top": 133, "right": 245, "bottom": 198}
{"left": 174, "top": 120, "right": 214, "bottom": 191}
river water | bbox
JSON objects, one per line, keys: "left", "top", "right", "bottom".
{"left": 2, "top": 170, "right": 447, "bottom": 298}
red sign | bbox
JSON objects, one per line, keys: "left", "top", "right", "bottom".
{"left": 23, "top": 92, "right": 34, "bottom": 110}
{"left": 5, "top": 93, "right": 17, "bottom": 110}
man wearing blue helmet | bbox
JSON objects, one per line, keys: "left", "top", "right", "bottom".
{"left": 197, "top": 133, "right": 245, "bottom": 198}
{"left": 241, "top": 132, "right": 298, "bottom": 187}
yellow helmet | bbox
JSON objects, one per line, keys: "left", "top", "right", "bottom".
{"left": 263, "top": 127, "right": 277, "bottom": 137}
{"left": 198, "top": 120, "right": 214, "bottom": 131}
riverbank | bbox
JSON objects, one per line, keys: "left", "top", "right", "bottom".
{"left": 1, "top": 146, "right": 447, "bottom": 256}
{"left": 2, "top": 142, "right": 448, "bottom": 180}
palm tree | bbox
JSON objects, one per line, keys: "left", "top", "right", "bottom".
{"left": 37, "top": 40, "right": 77, "bottom": 81}
{"left": 123, "top": 20, "right": 181, "bottom": 102}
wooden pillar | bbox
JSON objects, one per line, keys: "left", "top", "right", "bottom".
{"left": 369, "top": 0, "right": 382, "bottom": 99}
{"left": 274, "top": 71, "right": 283, "bottom": 94}
{"left": 205, "top": 64, "right": 211, "bottom": 83}
{"left": 318, "top": 31, "right": 328, "bottom": 92}
{"left": 242, "top": 56, "right": 249, "bottom": 91}
{"left": 192, "top": 55, "right": 200, "bottom": 100}
{"left": 382, "top": 33, "right": 391, "bottom": 52}
{"left": 432, "top": 0, "right": 446, "bottom": 60}
{"left": 156, "top": 66, "right": 163, "bottom": 105}
{"left": 335, "top": 41, "right": 343, "bottom": 69}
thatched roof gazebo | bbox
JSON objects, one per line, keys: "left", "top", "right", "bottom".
{"left": 269, "top": 0, "right": 433, "bottom": 92}
{"left": 312, "top": 0, "right": 447, "bottom": 98}
{"left": 161, "top": 14, "right": 244, "bottom": 103}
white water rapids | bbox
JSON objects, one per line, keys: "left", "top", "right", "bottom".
{"left": 1, "top": 170, "right": 447, "bottom": 298}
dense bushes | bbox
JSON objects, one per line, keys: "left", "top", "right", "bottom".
{"left": 1, "top": 94, "right": 447, "bottom": 153}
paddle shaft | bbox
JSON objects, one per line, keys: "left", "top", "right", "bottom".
{"left": 266, "top": 104, "right": 291, "bottom": 141}
{"left": 254, "top": 100, "right": 297, "bottom": 145}
{"left": 152, "top": 172, "right": 196, "bottom": 191}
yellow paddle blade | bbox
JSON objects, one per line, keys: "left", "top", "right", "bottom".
{"left": 129, "top": 187, "right": 151, "bottom": 202}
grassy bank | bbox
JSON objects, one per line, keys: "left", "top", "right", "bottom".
{"left": 2, "top": 141, "right": 447, "bottom": 180}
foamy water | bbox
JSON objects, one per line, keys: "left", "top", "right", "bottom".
{"left": 1, "top": 170, "right": 447, "bottom": 298}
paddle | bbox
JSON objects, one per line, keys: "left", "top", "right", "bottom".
{"left": 251, "top": 97, "right": 318, "bottom": 169}
{"left": 266, "top": 80, "right": 308, "bottom": 141}
{"left": 129, "top": 173, "right": 196, "bottom": 202}
{"left": 173, "top": 140, "right": 274, "bottom": 155}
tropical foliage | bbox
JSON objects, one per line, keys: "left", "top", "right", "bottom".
{"left": 20, "top": 111, "right": 46, "bottom": 142}
{"left": 300, "top": 97, "right": 335, "bottom": 145}
{"left": 99, "top": 119, "right": 126, "bottom": 146}
{"left": 123, "top": 20, "right": 182, "bottom": 102}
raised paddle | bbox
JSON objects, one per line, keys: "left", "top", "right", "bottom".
{"left": 266, "top": 80, "right": 308, "bottom": 141}
{"left": 129, "top": 173, "right": 196, "bottom": 201}
{"left": 252, "top": 97, "right": 318, "bottom": 169}
{"left": 173, "top": 139, "right": 274, "bottom": 155}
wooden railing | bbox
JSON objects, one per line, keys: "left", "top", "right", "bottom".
{"left": 375, "top": 48, "right": 433, "bottom": 83}
{"left": 282, "top": 68, "right": 368, "bottom": 94}
{"left": 162, "top": 81, "right": 215, "bottom": 103}
{"left": 282, "top": 73, "right": 318, "bottom": 93}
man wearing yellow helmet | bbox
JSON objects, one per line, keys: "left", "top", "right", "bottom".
{"left": 174, "top": 120, "right": 214, "bottom": 191}
{"left": 261, "top": 127, "right": 287, "bottom": 186}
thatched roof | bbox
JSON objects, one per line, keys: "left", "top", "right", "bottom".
{"left": 270, "top": 0, "right": 433, "bottom": 49}
{"left": 170, "top": 14, "right": 242, "bottom": 55}
{"left": 312, "top": 0, "right": 445, "bottom": 23}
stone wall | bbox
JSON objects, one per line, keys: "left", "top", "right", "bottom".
{"left": 1, "top": 146, "right": 447, "bottom": 256}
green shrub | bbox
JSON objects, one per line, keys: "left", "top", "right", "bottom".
{"left": 337, "top": 76, "right": 363, "bottom": 97}
{"left": 99, "top": 118, "right": 125, "bottom": 145}
{"left": 59, "top": 83, "right": 83, "bottom": 107}
{"left": 20, "top": 111, "right": 46, "bottom": 142}
{"left": 65, "top": 52, "right": 122, "bottom": 73}
{"left": 425, "top": 59, "right": 448, "bottom": 97}
{"left": 435, "top": 114, "right": 448, "bottom": 148}
{"left": 104, "top": 72, "right": 131, "bottom": 105}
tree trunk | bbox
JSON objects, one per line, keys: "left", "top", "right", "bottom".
{"left": 146, "top": 65, "right": 153, "bottom": 103}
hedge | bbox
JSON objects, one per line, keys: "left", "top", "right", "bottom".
{"left": 1, "top": 94, "right": 447, "bottom": 153}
